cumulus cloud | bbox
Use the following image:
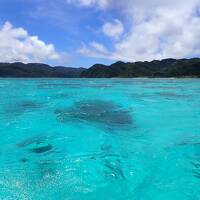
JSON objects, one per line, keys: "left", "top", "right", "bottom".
{"left": 77, "top": 0, "right": 200, "bottom": 62}
{"left": 0, "top": 21, "right": 60, "bottom": 63}
{"left": 102, "top": 19, "right": 124, "bottom": 40}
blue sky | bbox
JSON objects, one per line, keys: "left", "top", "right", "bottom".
{"left": 0, "top": 0, "right": 200, "bottom": 67}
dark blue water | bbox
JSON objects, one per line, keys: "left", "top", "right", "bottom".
{"left": 0, "top": 78, "right": 200, "bottom": 200}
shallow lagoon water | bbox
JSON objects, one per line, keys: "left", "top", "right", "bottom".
{"left": 0, "top": 78, "right": 200, "bottom": 200}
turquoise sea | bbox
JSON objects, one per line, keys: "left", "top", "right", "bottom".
{"left": 0, "top": 78, "right": 200, "bottom": 200}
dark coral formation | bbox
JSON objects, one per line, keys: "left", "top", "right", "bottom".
{"left": 20, "top": 158, "right": 29, "bottom": 163}
{"left": 156, "top": 92, "right": 189, "bottom": 99}
{"left": 17, "top": 136, "right": 47, "bottom": 148}
{"left": 101, "top": 144, "right": 112, "bottom": 151}
{"left": 19, "top": 100, "right": 42, "bottom": 110}
{"left": 30, "top": 144, "right": 53, "bottom": 154}
{"left": 192, "top": 160, "right": 200, "bottom": 179}
{"left": 104, "top": 159, "right": 125, "bottom": 180}
{"left": 55, "top": 100, "right": 133, "bottom": 127}
{"left": 17, "top": 136, "right": 54, "bottom": 154}
{"left": 5, "top": 100, "right": 43, "bottom": 117}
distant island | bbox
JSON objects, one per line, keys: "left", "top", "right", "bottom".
{"left": 0, "top": 58, "right": 200, "bottom": 78}
{"left": 0, "top": 63, "right": 85, "bottom": 78}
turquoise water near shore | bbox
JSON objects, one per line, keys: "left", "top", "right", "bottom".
{"left": 0, "top": 78, "right": 200, "bottom": 200}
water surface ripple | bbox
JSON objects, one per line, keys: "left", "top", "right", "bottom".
{"left": 0, "top": 78, "right": 200, "bottom": 200}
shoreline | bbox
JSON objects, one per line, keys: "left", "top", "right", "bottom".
{"left": 0, "top": 77, "right": 199, "bottom": 79}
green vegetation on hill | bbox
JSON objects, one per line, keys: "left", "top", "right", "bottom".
{"left": 81, "top": 58, "right": 200, "bottom": 78}
{"left": 0, "top": 58, "right": 200, "bottom": 78}
{"left": 0, "top": 62, "right": 85, "bottom": 77}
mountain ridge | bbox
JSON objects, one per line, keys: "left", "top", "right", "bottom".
{"left": 80, "top": 58, "right": 200, "bottom": 78}
{"left": 0, "top": 58, "right": 200, "bottom": 78}
{"left": 0, "top": 62, "right": 85, "bottom": 77}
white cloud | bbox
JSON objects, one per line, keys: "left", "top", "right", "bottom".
{"left": 67, "top": 0, "right": 110, "bottom": 9}
{"left": 78, "top": 42, "right": 109, "bottom": 58}
{"left": 77, "top": 0, "right": 200, "bottom": 62}
{"left": 102, "top": 19, "right": 124, "bottom": 40}
{"left": 0, "top": 21, "right": 61, "bottom": 63}
{"left": 90, "top": 42, "right": 108, "bottom": 53}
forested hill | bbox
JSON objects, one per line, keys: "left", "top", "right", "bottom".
{"left": 0, "top": 58, "right": 200, "bottom": 78}
{"left": 0, "top": 62, "right": 85, "bottom": 77}
{"left": 80, "top": 58, "right": 200, "bottom": 78}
